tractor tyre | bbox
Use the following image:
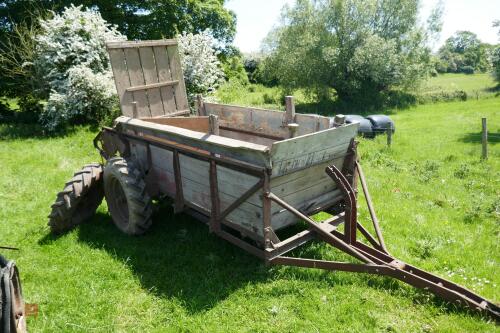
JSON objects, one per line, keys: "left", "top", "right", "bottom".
{"left": 103, "top": 157, "right": 152, "bottom": 235}
{"left": 0, "top": 256, "right": 27, "bottom": 333}
{"left": 48, "top": 163, "right": 104, "bottom": 234}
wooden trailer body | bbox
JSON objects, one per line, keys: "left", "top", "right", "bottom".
{"left": 105, "top": 104, "right": 358, "bottom": 243}
{"left": 91, "top": 39, "right": 500, "bottom": 319}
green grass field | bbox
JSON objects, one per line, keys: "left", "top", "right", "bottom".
{"left": 421, "top": 73, "right": 498, "bottom": 98}
{"left": 1, "top": 88, "right": 499, "bottom": 331}
{"left": 215, "top": 73, "right": 500, "bottom": 114}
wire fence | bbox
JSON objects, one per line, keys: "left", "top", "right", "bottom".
{"left": 379, "top": 118, "right": 497, "bottom": 160}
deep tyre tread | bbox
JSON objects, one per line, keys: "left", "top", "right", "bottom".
{"left": 48, "top": 164, "right": 104, "bottom": 234}
{"left": 103, "top": 157, "right": 152, "bottom": 235}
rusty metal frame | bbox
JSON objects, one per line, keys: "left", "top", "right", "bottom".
{"left": 97, "top": 127, "right": 500, "bottom": 320}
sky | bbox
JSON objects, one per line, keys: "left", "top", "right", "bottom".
{"left": 225, "top": 0, "right": 500, "bottom": 53}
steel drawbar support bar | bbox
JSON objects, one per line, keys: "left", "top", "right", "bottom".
{"left": 355, "top": 161, "right": 388, "bottom": 253}
{"left": 265, "top": 192, "right": 373, "bottom": 264}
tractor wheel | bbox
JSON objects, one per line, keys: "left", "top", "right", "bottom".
{"left": 0, "top": 256, "right": 27, "bottom": 333}
{"left": 48, "top": 163, "right": 104, "bottom": 234}
{"left": 103, "top": 157, "right": 152, "bottom": 235}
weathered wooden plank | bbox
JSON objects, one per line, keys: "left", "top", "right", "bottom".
{"left": 294, "top": 113, "right": 330, "bottom": 136}
{"left": 166, "top": 44, "right": 189, "bottom": 112}
{"left": 270, "top": 158, "right": 344, "bottom": 210}
{"left": 272, "top": 141, "right": 351, "bottom": 176}
{"left": 141, "top": 116, "right": 209, "bottom": 133}
{"left": 124, "top": 48, "right": 150, "bottom": 117}
{"left": 160, "top": 110, "right": 190, "bottom": 117}
{"left": 149, "top": 140, "right": 340, "bottom": 212}
{"left": 148, "top": 150, "right": 264, "bottom": 229}
{"left": 148, "top": 146, "right": 176, "bottom": 195}
{"left": 208, "top": 114, "right": 219, "bottom": 135}
{"left": 196, "top": 95, "right": 206, "bottom": 116}
{"left": 153, "top": 46, "right": 177, "bottom": 114}
{"left": 285, "top": 96, "right": 295, "bottom": 124}
{"left": 116, "top": 116, "right": 271, "bottom": 167}
{"left": 270, "top": 158, "right": 343, "bottom": 193}
{"left": 125, "top": 80, "right": 179, "bottom": 92}
{"left": 138, "top": 47, "right": 164, "bottom": 117}
{"left": 150, "top": 144, "right": 341, "bottom": 214}
{"left": 107, "top": 39, "right": 177, "bottom": 49}
{"left": 270, "top": 123, "right": 358, "bottom": 176}
{"left": 219, "top": 129, "right": 276, "bottom": 147}
{"left": 149, "top": 153, "right": 264, "bottom": 233}
{"left": 204, "top": 102, "right": 332, "bottom": 139}
{"left": 108, "top": 49, "right": 134, "bottom": 117}
{"left": 144, "top": 143, "right": 345, "bottom": 238}
{"left": 176, "top": 154, "right": 261, "bottom": 206}
{"left": 204, "top": 103, "right": 289, "bottom": 138}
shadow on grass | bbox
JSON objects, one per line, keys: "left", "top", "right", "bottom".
{"left": 0, "top": 121, "right": 100, "bottom": 140}
{"left": 294, "top": 91, "right": 417, "bottom": 116}
{"left": 484, "top": 84, "right": 500, "bottom": 94}
{"left": 64, "top": 204, "right": 268, "bottom": 313}
{"left": 459, "top": 131, "right": 500, "bottom": 145}
{"left": 0, "top": 122, "right": 47, "bottom": 139}
{"left": 38, "top": 203, "right": 490, "bottom": 320}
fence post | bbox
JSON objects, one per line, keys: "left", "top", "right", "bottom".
{"left": 387, "top": 123, "right": 392, "bottom": 147}
{"left": 482, "top": 117, "right": 488, "bottom": 160}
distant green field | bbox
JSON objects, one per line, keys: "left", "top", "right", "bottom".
{"left": 1, "top": 96, "right": 498, "bottom": 332}
{"left": 420, "top": 73, "right": 498, "bottom": 100}
{"left": 215, "top": 73, "right": 499, "bottom": 112}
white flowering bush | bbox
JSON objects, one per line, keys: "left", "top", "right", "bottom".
{"left": 177, "top": 30, "right": 224, "bottom": 99}
{"left": 35, "top": 5, "right": 125, "bottom": 131}
{"left": 41, "top": 65, "right": 118, "bottom": 131}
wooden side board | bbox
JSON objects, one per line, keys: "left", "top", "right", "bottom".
{"left": 268, "top": 157, "right": 345, "bottom": 230}
{"left": 270, "top": 123, "right": 359, "bottom": 176}
{"left": 204, "top": 102, "right": 289, "bottom": 138}
{"left": 141, "top": 116, "right": 209, "bottom": 133}
{"left": 219, "top": 128, "right": 276, "bottom": 147}
{"left": 143, "top": 145, "right": 264, "bottom": 234}
{"left": 204, "top": 102, "right": 332, "bottom": 139}
{"left": 115, "top": 116, "right": 271, "bottom": 167}
{"left": 294, "top": 113, "right": 330, "bottom": 136}
{"left": 142, "top": 144, "right": 345, "bottom": 237}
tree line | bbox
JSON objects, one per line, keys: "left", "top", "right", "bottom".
{"left": 0, "top": 0, "right": 236, "bottom": 42}
{"left": 1, "top": 0, "right": 499, "bottom": 124}
{"left": 434, "top": 31, "right": 496, "bottom": 75}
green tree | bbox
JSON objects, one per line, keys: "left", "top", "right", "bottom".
{"left": 0, "top": 0, "right": 236, "bottom": 96}
{"left": 0, "top": 0, "right": 236, "bottom": 43}
{"left": 437, "top": 31, "right": 491, "bottom": 73}
{"left": 492, "top": 20, "right": 500, "bottom": 84}
{"left": 262, "top": 0, "right": 439, "bottom": 102}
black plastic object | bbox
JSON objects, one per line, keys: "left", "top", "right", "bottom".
{"left": 366, "top": 115, "right": 395, "bottom": 134}
{"left": 344, "top": 115, "right": 374, "bottom": 137}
